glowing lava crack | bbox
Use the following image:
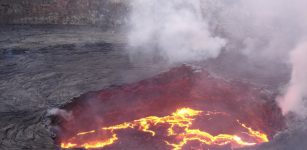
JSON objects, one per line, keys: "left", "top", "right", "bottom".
{"left": 61, "top": 108, "right": 268, "bottom": 149}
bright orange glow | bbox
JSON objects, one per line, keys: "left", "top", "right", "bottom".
{"left": 239, "top": 120, "right": 269, "bottom": 143}
{"left": 60, "top": 108, "right": 269, "bottom": 149}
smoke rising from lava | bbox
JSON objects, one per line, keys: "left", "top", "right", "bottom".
{"left": 127, "top": 0, "right": 307, "bottom": 117}
{"left": 47, "top": 108, "right": 73, "bottom": 121}
{"left": 279, "top": 42, "right": 307, "bottom": 118}
{"left": 127, "top": 0, "right": 226, "bottom": 64}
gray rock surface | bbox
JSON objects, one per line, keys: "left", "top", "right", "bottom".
{"left": 0, "top": 25, "right": 163, "bottom": 150}
{"left": 0, "top": 0, "right": 128, "bottom": 27}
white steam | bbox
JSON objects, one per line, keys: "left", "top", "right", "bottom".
{"left": 279, "top": 42, "right": 307, "bottom": 117}
{"left": 47, "top": 108, "right": 73, "bottom": 121}
{"left": 128, "top": 0, "right": 226, "bottom": 64}
{"left": 127, "top": 0, "right": 307, "bottom": 117}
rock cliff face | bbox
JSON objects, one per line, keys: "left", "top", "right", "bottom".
{"left": 0, "top": 0, "right": 128, "bottom": 28}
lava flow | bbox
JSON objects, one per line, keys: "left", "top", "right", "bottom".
{"left": 56, "top": 65, "right": 284, "bottom": 150}
{"left": 61, "top": 107, "right": 268, "bottom": 150}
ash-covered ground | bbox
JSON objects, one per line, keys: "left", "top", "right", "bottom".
{"left": 0, "top": 25, "right": 307, "bottom": 150}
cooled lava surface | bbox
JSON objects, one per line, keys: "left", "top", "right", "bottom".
{"left": 54, "top": 65, "right": 284, "bottom": 150}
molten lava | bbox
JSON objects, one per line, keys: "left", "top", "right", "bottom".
{"left": 61, "top": 108, "right": 268, "bottom": 150}
{"left": 57, "top": 65, "right": 284, "bottom": 150}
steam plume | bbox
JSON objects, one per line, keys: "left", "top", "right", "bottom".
{"left": 127, "top": 0, "right": 307, "bottom": 117}
{"left": 47, "top": 108, "right": 72, "bottom": 121}
{"left": 128, "top": 0, "right": 226, "bottom": 64}
{"left": 279, "top": 42, "right": 307, "bottom": 117}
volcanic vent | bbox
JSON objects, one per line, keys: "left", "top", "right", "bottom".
{"left": 53, "top": 65, "right": 284, "bottom": 150}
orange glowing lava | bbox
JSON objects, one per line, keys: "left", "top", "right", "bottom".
{"left": 60, "top": 108, "right": 268, "bottom": 149}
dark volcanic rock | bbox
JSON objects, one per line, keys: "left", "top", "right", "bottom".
{"left": 0, "top": 110, "right": 56, "bottom": 149}
{"left": 0, "top": 0, "right": 128, "bottom": 28}
{"left": 0, "top": 25, "right": 164, "bottom": 150}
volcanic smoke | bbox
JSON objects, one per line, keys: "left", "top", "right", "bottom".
{"left": 279, "top": 42, "right": 307, "bottom": 117}
{"left": 127, "top": 0, "right": 307, "bottom": 117}
{"left": 128, "top": 0, "right": 226, "bottom": 64}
